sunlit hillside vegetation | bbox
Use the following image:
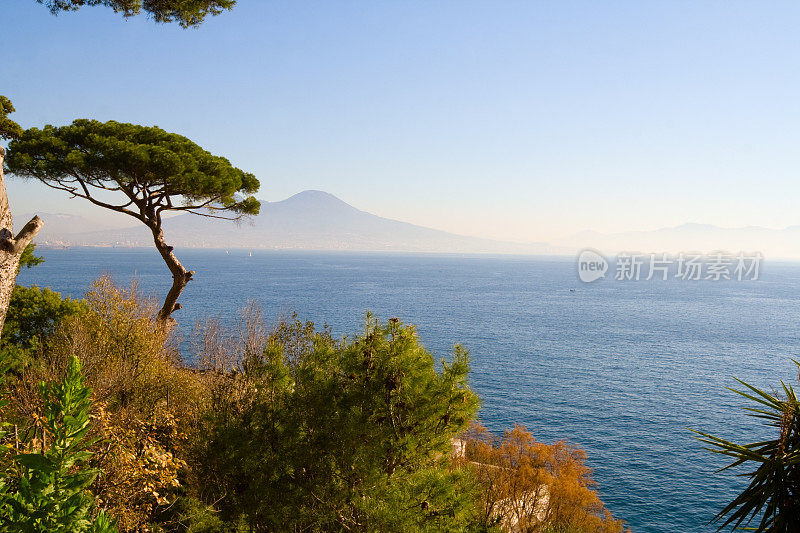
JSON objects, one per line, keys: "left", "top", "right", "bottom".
{"left": 0, "top": 248, "right": 627, "bottom": 532}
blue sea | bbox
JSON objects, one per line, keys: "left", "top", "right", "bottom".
{"left": 17, "top": 247, "right": 800, "bottom": 533}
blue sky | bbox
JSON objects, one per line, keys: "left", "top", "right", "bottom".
{"left": 3, "top": 1, "right": 800, "bottom": 242}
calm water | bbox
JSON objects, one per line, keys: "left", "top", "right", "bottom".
{"left": 17, "top": 248, "right": 800, "bottom": 532}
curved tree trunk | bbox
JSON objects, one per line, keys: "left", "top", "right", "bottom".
{"left": 0, "top": 146, "right": 43, "bottom": 332}
{"left": 149, "top": 223, "right": 193, "bottom": 324}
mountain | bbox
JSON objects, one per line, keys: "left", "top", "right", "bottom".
{"left": 19, "top": 212, "right": 137, "bottom": 245}
{"left": 30, "top": 194, "right": 800, "bottom": 258}
{"left": 35, "top": 191, "right": 555, "bottom": 254}
{"left": 555, "top": 222, "right": 800, "bottom": 259}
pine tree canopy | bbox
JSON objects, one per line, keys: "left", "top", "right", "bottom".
{"left": 6, "top": 119, "right": 260, "bottom": 223}
{"left": 38, "top": 0, "right": 236, "bottom": 27}
{"left": 0, "top": 96, "right": 22, "bottom": 142}
{"left": 5, "top": 119, "right": 259, "bottom": 321}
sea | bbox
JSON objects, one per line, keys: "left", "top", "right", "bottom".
{"left": 16, "top": 247, "right": 800, "bottom": 533}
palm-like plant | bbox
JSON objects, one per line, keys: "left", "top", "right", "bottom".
{"left": 693, "top": 360, "right": 800, "bottom": 532}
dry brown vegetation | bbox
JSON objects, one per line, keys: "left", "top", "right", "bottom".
{"left": 5, "top": 276, "right": 203, "bottom": 531}
{"left": 458, "top": 423, "right": 630, "bottom": 533}
{"left": 2, "top": 277, "right": 629, "bottom": 532}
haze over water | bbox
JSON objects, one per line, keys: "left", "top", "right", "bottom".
{"left": 19, "top": 247, "right": 800, "bottom": 532}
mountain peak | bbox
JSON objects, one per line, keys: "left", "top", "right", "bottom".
{"left": 29, "top": 188, "right": 555, "bottom": 254}
{"left": 287, "top": 190, "right": 340, "bottom": 201}
{"left": 277, "top": 190, "right": 360, "bottom": 212}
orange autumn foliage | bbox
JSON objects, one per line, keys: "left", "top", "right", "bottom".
{"left": 92, "top": 405, "right": 187, "bottom": 532}
{"left": 459, "top": 424, "right": 629, "bottom": 533}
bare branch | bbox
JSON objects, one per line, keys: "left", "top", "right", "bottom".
{"left": 0, "top": 216, "right": 43, "bottom": 254}
{"left": 50, "top": 175, "right": 147, "bottom": 222}
{"left": 180, "top": 210, "right": 243, "bottom": 220}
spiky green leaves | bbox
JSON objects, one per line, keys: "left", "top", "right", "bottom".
{"left": 692, "top": 360, "right": 800, "bottom": 532}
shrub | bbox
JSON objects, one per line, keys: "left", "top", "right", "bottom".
{"left": 0, "top": 243, "right": 86, "bottom": 373}
{"left": 191, "top": 312, "right": 481, "bottom": 531}
{"left": 46, "top": 277, "right": 192, "bottom": 416}
{"left": 9, "top": 277, "right": 203, "bottom": 531}
{"left": 1, "top": 275, "right": 630, "bottom": 533}
{"left": 460, "top": 424, "right": 628, "bottom": 533}
{"left": 92, "top": 405, "right": 188, "bottom": 531}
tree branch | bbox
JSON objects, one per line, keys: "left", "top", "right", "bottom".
{"left": 36, "top": 178, "right": 145, "bottom": 221}
{"left": 0, "top": 216, "right": 44, "bottom": 254}
{"left": 174, "top": 197, "right": 218, "bottom": 210}
{"left": 181, "top": 210, "right": 243, "bottom": 220}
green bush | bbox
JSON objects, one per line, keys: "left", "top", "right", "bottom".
{"left": 1, "top": 244, "right": 86, "bottom": 372}
{"left": 41, "top": 277, "right": 201, "bottom": 531}
{"left": 1, "top": 285, "right": 86, "bottom": 371}
{"left": 191, "top": 313, "right": 481, "bottom": 532}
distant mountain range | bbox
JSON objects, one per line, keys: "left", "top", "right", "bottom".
{"left": 27, "top": 190, "right": 556, "bottom": 255}
{"left": 25, "top": 191, "right": 800, "bottom": 259}
{"left": 556, "top": 223, "right": 800, "bottom": 259}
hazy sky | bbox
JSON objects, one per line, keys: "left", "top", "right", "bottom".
{"left": 3, "top": 1, "right": 800, "bottom": 243}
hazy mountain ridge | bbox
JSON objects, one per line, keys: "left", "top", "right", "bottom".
{"left": 556, "top": 222, "right": 800, "bottom": 258}
{"left": 19, "top": 212, "right": 137, "bottom": 240}
{"left": 31, "top": 191, "right": 556, "bottom": 254}
{"left": 27, "top": 192, "right": 800, "bottom": 258}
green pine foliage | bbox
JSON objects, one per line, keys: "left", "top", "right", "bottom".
{"left": 192, "top": 314, "right": 481, "bottom": 531}
{"left": 6, "top": 120, "right": 260, "bottom": 217}
{"left": 0, "top": 355, "right": 117, "bottom": 532}
{"left": 37, "top": 0, "right": 236, "bottom": 27}
{"left": 19, "top": 243, "right": 44, "bottom": 270}
{"left": 0, "top": 95, "right": 22, "bottom": 142}
{"left": 6, "top": 119, "right": 260, "bottom": 321}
